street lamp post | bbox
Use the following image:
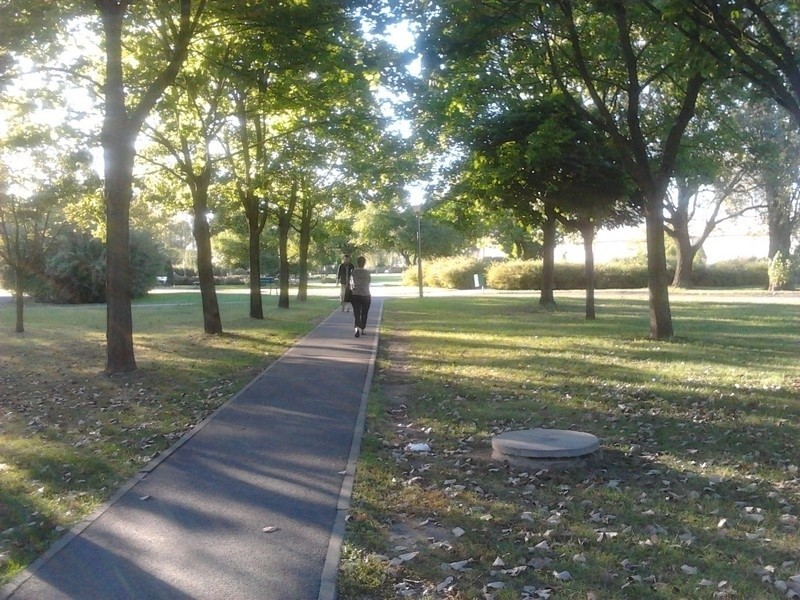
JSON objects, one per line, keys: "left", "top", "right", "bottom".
{"left": 412, "top": 204, "right": 423, "bottom": 298}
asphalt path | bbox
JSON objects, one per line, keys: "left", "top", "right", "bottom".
{"left": 1, "top": 301, "right": 382, "bottom": 600}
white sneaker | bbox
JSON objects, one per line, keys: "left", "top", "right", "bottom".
{"left": 354, "top": 327, "right": 360, "bottom": 338}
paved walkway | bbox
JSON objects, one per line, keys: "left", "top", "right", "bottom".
{"left": 1, "top": 300, "right": 382, "bottom": 600}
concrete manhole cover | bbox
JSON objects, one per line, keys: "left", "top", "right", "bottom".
{"left": 492, "top": 428, "right": 600, "bottom": 459}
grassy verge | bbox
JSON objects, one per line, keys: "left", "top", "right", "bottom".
{"left": 341, "top": 294, "right": 800, "bottom": 599}
{"left": 0, "top": 289, "right": 335, "bottom": 584}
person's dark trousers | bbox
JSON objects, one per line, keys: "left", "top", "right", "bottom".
{"left": 351, "top": 294, "right": 371, "bottom": 330}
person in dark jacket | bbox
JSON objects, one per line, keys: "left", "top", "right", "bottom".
{"left": 350, "top": 256, "right": 371, "bottom": 337}
{"left": 336, "top": 254, "right": 353, "bottom": 312}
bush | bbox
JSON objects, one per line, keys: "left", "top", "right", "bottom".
{"left": 402, "top": 256, "right": 487, "bottom": 289}
{"left": 30, "top": 229, "right": 168, "bottom": 303}
{"left": 596, "top": 259, "right": 650, "bottom": 289}
{"left": 486, "top": 260, "right": 539, "bottom": 290}
{"left": 692, "top": 258, "right": 768, "bottom": 288}
{"left": 482, "top": 256, "right": 769, "bottom": 291}
{"left": 768, "top": 252, "right": 792, "bottom": 291}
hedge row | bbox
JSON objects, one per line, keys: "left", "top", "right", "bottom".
{"left": 403, "top": 256, "right": 770, "bottom": 290}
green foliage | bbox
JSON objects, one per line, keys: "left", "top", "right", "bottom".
{"left": 486, "top": 259, "right": 539, "bottom": 290}
{"left": 35, "top": 231, "right": 105, "bottom": 303}
{"left": 29, "top": 229, "right": 168, "bottom": 303}
{"left": 694, "top": 258, "right": 769, "bottom": 288}
{"left": 768, "top": 251, "right": 793, "bottom": 291}
{"left": 403, "top": 256, "right": 487, "bottom": 289}
{"left": 484, "top": 257, "right": 770, "bottom": 290}
{"left": 595, "top": 259, "right": 650, "bottom": 289}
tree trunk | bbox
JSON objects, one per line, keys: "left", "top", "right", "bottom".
{"left": 191, "top": 177, "right": 222, "bottom": 334}
{"left": 241, "top": 196, "right": 264, "bottom": 319}
{"left": 766, "top": 181, "right": 794, "bottom": 259}
{"left": 98, "top": 0, "right": 199, "bottom": 372}
{"left": 644, "top": 194, "right": 674, "bottom": 339}
{"left": 539, "top": 203, "right": 557, "bottom": 308}
{"left": 581, "top": 224, "right": 596, "bottom": 320}
{"left": 671, "top": 229, "right": 698, "bottom": 289}
{"left": 277, "top": 207, "right": 291, "bottom": 309}
{"left": 14, "top": 269, "right": 24, "bottom": 333}
{"left": 101, "top": 5, "right": 137, "bottom": 373}
{"left": 295, "top": 196, "right": 313, "bottom": 302}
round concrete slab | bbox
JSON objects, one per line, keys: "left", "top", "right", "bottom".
{"left": 492, "top": 428, "right": 600, "bottom": 458}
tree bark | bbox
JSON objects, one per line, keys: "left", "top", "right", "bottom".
{"left": 765, "top": 181, "right": 796, "bottom": 259}
{"left": 245, "top": 204, "right": 264, "bottom": 319}
{"left": 98, "top": 0, "right": 202, "bottom": 373}
{"left": 101, "top": 4, "right": 137, "bottom": 373}
{"left": 14, "top": 269, "right": 24, "bottom": 333}
{"left": 645, "top": 194, "right": 674, "bottom": 339}
{"left": 671, "top": 228, "right": 698, "bottom": 288}
{"left": 580, "top": 223, "right": 596, "bottom": 320}
{"left": 191, "top": 170, "right": 222, "bottom": 334}
{"left": 539, "top": 202, "right": 557, "bottom": 308}
{"left": 277, "top": 207, "right": 291, "bottom": 309}
{"left": 295, "top": 192, "right": 313, "bottom": 302}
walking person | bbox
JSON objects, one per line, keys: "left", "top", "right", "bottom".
{"left": 336, "top": 254, "right": 353, "bottom": 312}
{"left": 350, "top": 256, "right": 371, "bottom": 338}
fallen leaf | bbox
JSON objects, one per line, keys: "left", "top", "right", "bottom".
{"left": 486, "top": 581, "right": 505, "bottom": 590}
{"left": 681, "top": 565, "right": 698, "bottom": 575}
{"left": 398, "top": 551, "right": 418, "bottom": 562}
{"left": 436, "top": 576, "right": 454, "bottom": 592}
{"left": 448, "top": 559, "right": 472, "bottom": 571}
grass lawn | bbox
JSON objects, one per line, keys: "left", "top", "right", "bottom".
{"left": 340, "top": 293, "right": 800, "bottom": 599}
{"left": 0, "top": 288, "right": 336, "bottom": 584}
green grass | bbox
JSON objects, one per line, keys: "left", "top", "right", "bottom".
{"left": 341, "top": 294, "right": 800, "bottom": 599}
{"left": 0, "top": 288, "right": 336, "bottom": 584}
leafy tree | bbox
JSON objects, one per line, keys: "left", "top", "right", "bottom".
{"left": 409, "top": 0, "right": 709, "bottom": 337}
{"left": 668, "top": 1, "right": 800, "bottom": 128}
{"left": 538, "top": 1, "right": 710, "bottom": 337}
{"left": 740, "top": 101, "right": 800, "bottom": 260}
{"left": 0, "top": 188, "right": 58, "bottom": 332}
{"left": 141, "top": 30, "right": 232, "bottom": 334}
{"left": 471, "top": 96, "right": 634, "bottom": 316}
{"left": 0, "top": 103, "right": 99, "bottom": 331}
{"left": 94, "top": 0, "right": 207, "bottom": 372}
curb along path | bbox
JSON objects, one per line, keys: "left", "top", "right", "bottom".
{"left": 2, "top": 300, "right": 382, "bottom": 600}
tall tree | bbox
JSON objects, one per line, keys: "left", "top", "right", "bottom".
{"left": 410, "top": 0, "right": 708, "bottom": 338}
{"left": 95, "top": 0, "right": 206, "bottom": 372}
{"left": 142, "top": 37, "right": 233, "bottom": 334}
{"left": 470, "top": 96, "right": 634, "bottom": 315}
{"left": 540, "top": 1, "right": 708, "bottom": 338}
{"left": 741, "top": 101, "right": 800, "bottom": 260}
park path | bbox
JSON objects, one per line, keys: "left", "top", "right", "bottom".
{"left": 1, "top": 300, "right": 382, "bottom": 600}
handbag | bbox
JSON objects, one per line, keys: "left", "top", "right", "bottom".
{"left": 344, "top": 286, "right": 353, "bottom": 302}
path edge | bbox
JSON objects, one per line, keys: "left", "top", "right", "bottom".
{"left": 317, "top": 300, "right": 383, "bottom": 600}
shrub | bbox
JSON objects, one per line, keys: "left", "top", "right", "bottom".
{"left": 402, "top": 256, "right": 487, "bottom": 289}
{"left": 30, "top": 229, "right": 168, "bottom": 303}
{"left": 768, "top": 252, "right": 792, "bottom": 291}
{"left": 404, "top": 255, "right": 774, "bottom": 291}
{"left": 486, "top": 260, "right": 539, "bottom": 290}
{"left": 693, "top": 258, "right": 768, "bottom": 288}
{"left": 595, "top": 259, "right": 649, "bottom": 289}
